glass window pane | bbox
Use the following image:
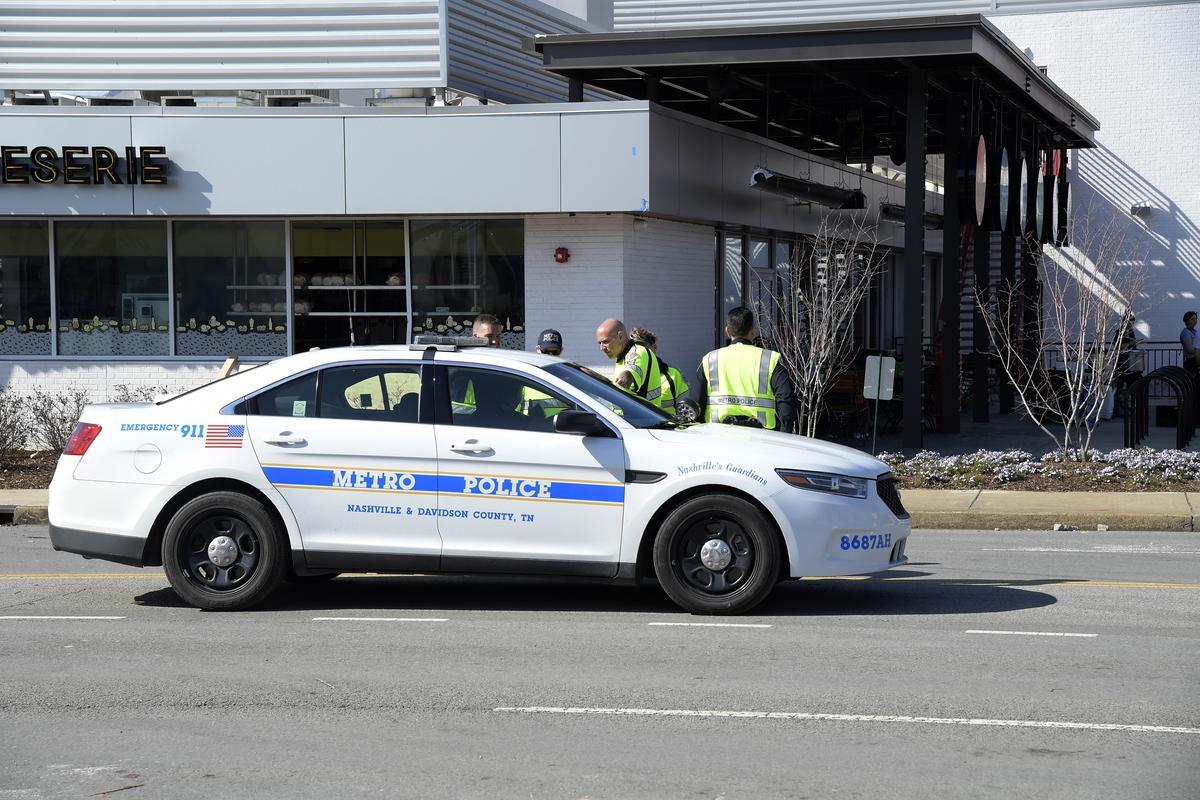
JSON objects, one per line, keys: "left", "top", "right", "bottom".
{"left": 251, "top": 373, "right": 317, "bottom": 417}
{"left": 749, "top": 238, "right": 769, "bottom": 271}
{"left": 319, "top": 364, "right": 421, "bottom": 423}
{"left": 292, "top": 221, "right": 409, "bottom": 351}
{"left": 721, "top": 234, "right": 744, "bottom": 324}
{"left": 56, "top": 221, "right": 168, "bottom": 356}
{"left": 411, "top": 220, "right": 524, "bottom": 348}
{"left": 173, "top": 221, "right": 286, "bottom": 357}
{"left": 447, "top": 366, "right": 571, "bottom": 433}
{"left": 0, "top": 221, "right": 51, "bottom": 355}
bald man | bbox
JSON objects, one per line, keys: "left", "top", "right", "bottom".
{"left": 596, "top": 318, "right": 663, "bottom": 405}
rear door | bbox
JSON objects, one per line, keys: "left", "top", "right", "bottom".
{"left": 245, "top": 360, "right": 441, "bottom": 570}
{"left": 433, "top": 364, "right": 625, "bottom": 576}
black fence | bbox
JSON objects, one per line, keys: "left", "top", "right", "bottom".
{"left": 1125, "top": 366, "right": 1197, "bottom": 449}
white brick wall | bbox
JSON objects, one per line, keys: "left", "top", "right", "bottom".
{"left": 525, "top": 214, "right": 627, "bottom": 373}
{"left": 622, "top": 216, "right": 716, "bottom": 379}
{"left": 0, "top": 361, "right": 222, "bottom": 400}
{"left": 993, "top": 5, "right": 1200, "bottom": 344}
{"left": 524, "top": 213, "right": 717, "bottom": 376}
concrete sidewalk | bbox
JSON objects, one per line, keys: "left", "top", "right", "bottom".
{"left": 3, "top": 488, "right": 1199, "bottom": 531}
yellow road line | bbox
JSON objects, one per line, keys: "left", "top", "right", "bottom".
{"left": 0, "top": 573, "right": 164, "bottom": 580}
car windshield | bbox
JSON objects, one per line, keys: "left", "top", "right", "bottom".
{"left": 543, "top": 362, "right": 675, "bottom": 428}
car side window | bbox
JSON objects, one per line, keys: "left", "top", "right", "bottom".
{"left": 249, "top": 372, "right": 317, "bottom": 417}
{"left": 319, "top": 364, "right": 421, "bottom": 423}
{"left": 447, "top": 366, "right": 576, "bottom": 433}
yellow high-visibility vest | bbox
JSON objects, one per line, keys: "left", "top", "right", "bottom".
{"left": 612, "top": 342, "right": 663, "bottom": 406}
{"left": 701, "top": 342, "right": 781, "bottom": 429}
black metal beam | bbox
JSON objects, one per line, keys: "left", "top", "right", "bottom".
{"left": 941, "top": 95, "right": 963, "bottom": 434}
{"left": 904, "top": 69, "right": 927, "bottom": 450}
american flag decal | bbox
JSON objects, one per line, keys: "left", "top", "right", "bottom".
{"left": 205, "top": 424, "right": 245, "bottom": 449}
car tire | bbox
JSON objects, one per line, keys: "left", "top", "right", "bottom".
{"left": 162, "top": 491, "right": 287, "bottom": 611}
{"left": 652, "top": 494, "right": 781, "bottom": 615}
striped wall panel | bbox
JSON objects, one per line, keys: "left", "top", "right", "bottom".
{"left": 0, "top": 0, "right": 446, "bottom": 90}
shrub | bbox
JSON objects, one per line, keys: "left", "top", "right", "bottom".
{"left": 110, "top": 384, "right": 179, "bottom": 403}
{"left": 0, "top": 390, "right": 29, "bottom": 461}
{"left": 27, "top": 388, "right": 91, "bottom": 451}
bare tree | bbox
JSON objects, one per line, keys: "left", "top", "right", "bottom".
{"left": 977, "top": 206, "right": 1149, "bottom": 461}
{"left": 752, "top": 212, "right": 885, "bottom": 438}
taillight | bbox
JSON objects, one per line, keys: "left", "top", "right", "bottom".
{"left": 63, "top": 422, "right": 102, "bottom": 456}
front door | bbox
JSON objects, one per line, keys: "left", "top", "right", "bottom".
{"left": 433, "top": 365, "right": 626, "bottom": 576}
{"left": 246, "top": 361, "right": 440, "bottom": 569}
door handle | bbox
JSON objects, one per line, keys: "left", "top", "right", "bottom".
{"left": 450, "top": 439, "right": 493, "bottom": 454}
{"left": 263, "top": 432, "right": 307, "bottom": 447}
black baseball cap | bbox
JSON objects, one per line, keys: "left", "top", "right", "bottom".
{"left": 537, "top": 329, "right": 563, "bottom": 353}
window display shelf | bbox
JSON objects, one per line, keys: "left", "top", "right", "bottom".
{"left": 298, "top": 285, "right": 407, "bottom": 291}
{"left": 225, "top": 285, "right": 286, "bottom": 291}
{"left": 301, "top": 311, "right": 411, "bottom": 317}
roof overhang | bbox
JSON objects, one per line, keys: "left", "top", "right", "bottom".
{"left": 527, "top": 14, "right": 1098, "bottom": 160}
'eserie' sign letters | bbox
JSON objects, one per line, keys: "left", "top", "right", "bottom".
{"left": 0, "top": 145, "right": 169, "bottom": 186}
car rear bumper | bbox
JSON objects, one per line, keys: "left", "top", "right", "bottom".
{"left": 49, "top": 524, "right": 147, "bottom": 567}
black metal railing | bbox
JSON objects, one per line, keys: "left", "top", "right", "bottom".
{"left": 1125, "top": 366, "right": 1197, "bottom": 449}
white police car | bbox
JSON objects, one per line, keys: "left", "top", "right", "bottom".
{"left": 49, "top": 338, "right": 910, "bottom": 615}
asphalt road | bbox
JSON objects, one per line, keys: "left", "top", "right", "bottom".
{"left": 1, "top": 526, "right": 1198, "bottom": 799}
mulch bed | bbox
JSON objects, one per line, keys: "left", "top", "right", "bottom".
{"left": 0, "top": 451, "right": 60, "bottom": 491}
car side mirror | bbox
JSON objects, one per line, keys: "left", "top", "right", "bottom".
{"left": 554, "top": 410, "right": 612, "bottom": 436}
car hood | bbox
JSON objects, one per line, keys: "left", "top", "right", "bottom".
{"left": 647, "top": 424, "right": 890, "bottom": 478}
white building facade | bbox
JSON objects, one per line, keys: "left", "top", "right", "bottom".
{"left": 5, "top": 0, "right": 1190, "bottom": 410}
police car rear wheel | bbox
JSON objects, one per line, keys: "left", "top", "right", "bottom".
{"left": 162, "top": 492, "right": 287, "bottom": 611}
{"left": 652, "top": 494, "right": 779, "bottom": 615}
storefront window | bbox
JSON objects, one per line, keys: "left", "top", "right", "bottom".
{"left": 721, "top": 234, "right": 744, "bottom": 333}
{"left": 292, "top": 221, "right": 408, "bottom": 351}
{"left": 410, "top": 219, "right": 524, "bottom": 349}
{"left": 0, "top": 222, "right": 52, "bottom": 356}
{"left": 747, "top": 238, "right": 773, "bottom": 337}
{"left": 173, "top": 221, "right": 286, "bottom": 357}
{"left": 56, "top": 221, "right": 168, "bottom": 356}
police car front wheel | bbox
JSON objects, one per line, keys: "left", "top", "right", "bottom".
{"left": 652, "top": 494, "right": 780, "bottom": 615}
{"left": 162, "top": 491, "right": 287, "bottom": 611}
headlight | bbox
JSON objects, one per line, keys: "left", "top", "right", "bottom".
{"left": 775, "top": 469, "right": 868, "bottom": 499}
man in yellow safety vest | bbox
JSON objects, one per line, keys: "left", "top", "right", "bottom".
{"left": 522, "top": 328, "right": 571, "bottom": 418}
{"left": 692, "top": 306, "right": 795, "bottom": 432}
{"left": 630, "top": 326, "right": 688, "bottom": 414}
{"left": 595, "top": 318, "right": 665, "bottom": 407}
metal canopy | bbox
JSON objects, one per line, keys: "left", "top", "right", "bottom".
{"left": 527, "top": 14, "right": 1098, "bottom": 161}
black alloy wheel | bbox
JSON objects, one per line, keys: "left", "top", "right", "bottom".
{"left": 652, "top": 494, "right": 780, "bottom": 615}
{"left": 162, "top": 491, "right": 286, "bottom": 611}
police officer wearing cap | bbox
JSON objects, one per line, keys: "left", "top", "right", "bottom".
{"left": 692, "top": 306, "right": 796, "bottom": 432}
{"left": 523, "top": 328, "right": 570, "bottom": 419}
{"left": 535, "top": 328, "right": 563, "bottom": 356}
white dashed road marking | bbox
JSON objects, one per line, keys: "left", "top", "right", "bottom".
{"left": 966, "top": 629, "right": 1098, "bottom": 638}
{"left": 0, "top": 615, "right": 126, "bottom": 620}
{"left": 493, "top": 707, "right": 1200, "bottom": 735}
{"left": 648, "top": 622, "right": 772, "bottom": 628}
{"left": 311, "top": 617, "right": 448, "bottom": 623}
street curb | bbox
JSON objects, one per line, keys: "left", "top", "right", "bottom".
{"left": 13, "top": 506, "right": 50, "bottom": 526}
{"left": 909, "top": 512, "right": 1194, "bottom": 532}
